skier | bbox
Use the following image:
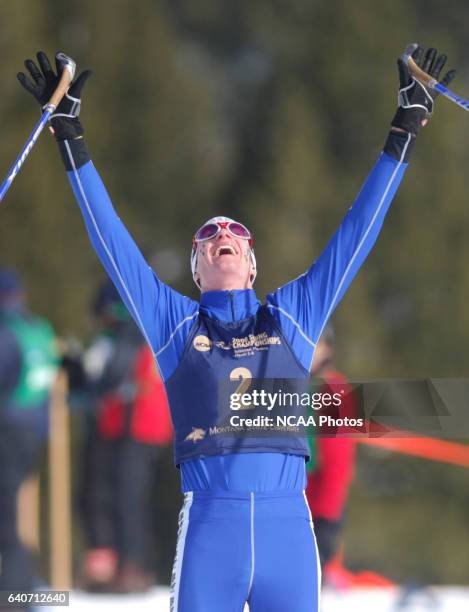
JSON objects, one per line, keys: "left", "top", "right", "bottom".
{"left": 17, "top": 44, "right": 454, "bottom": 611}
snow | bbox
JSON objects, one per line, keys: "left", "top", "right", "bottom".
{"left": 43, "top": 585, "right": 469, "bottom": 611}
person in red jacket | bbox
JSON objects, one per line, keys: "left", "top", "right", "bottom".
{"left": 80, "top": 281, "right": 173, "bottom": 592}
{"left": 306, "top": 325, "right": 357, "bottom": 573}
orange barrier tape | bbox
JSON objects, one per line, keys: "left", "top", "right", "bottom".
{"left": 358, "top": 433, "right": 469, "bottom": 468}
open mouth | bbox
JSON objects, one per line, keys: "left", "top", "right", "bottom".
{"left": 215, "top": 245, "right": 237, "bottom": 256}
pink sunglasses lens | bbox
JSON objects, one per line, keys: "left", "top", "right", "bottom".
{"left": 195, "top": 223, "right": 219, "bottom": 241}
{"left": 229, "top": 222, "right": 250, "bottom": 239}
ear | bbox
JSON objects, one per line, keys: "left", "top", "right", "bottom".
{"left": 249, "top": 263, "right": 256, "bottom": 283}
{"left": 247, "top": 247, "right": 257, "bottom": 284}
{"left": 193, "top": 253, "right": 202, "bottom": 288}
{"left": 194, "top": 261, "right": 203, "bottom": 289}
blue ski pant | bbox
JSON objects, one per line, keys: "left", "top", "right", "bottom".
{"left": 170, "top": 490, "right": 321, "bottom": 611}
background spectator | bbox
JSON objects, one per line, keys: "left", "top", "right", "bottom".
{"left": 0, "top": 268, "right": 58, "bottom": 597}
{"left": 306, "top": 325, "right": 357, "bottom": 574}
{"left": 79, "top": 281, "right": 173, "bottom": 593}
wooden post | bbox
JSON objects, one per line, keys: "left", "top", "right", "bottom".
{"left": 48, "top": 369, "right": 72, "bottom": 589}
{"left": 17, "top": 474, "right": 40, "bottom": 552}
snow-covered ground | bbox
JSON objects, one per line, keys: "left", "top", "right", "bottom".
{"left": 47, "top": 585, "right": 469, "bottom": 611}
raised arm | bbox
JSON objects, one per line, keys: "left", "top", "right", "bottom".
{"left": 58, "top": 141, "right": 199, "bottom": 378}
{"left": 267, "top": 45, "right": 456, "bottom": 371}
{"left": 17, "top": 52, "right": 199, "bottom": 380}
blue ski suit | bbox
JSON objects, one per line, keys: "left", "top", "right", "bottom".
{"left": 58, "top": 131, "right": 413, "bottom": 611}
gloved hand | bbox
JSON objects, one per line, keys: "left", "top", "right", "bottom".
{"left": 391, "top": 44, "right": 456, "bottom": 136}
{"left": 17, "top": 51, "right": 91, "bottom": 141}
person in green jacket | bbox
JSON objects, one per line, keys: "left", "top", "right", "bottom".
{"left": 0, "top": 269, "right": 58, "bottom": 595}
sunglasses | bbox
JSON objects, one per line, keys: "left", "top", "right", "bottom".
{"left": 193, "top": 221, "right": 253, "bottom": 246}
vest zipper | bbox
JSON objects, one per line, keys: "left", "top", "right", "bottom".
{"left": 229, "top": 291, "right": 235, "bottom": 321}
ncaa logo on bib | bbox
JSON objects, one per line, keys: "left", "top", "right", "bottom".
{"left": 193, "top": 335, "right": 212, "bottom": 352}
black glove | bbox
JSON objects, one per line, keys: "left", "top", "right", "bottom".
{"left": 391, "top": 44, "right": 456, "bottom": 136}
{"left": 17, "top": 51, "right": 91, "bottom": 141}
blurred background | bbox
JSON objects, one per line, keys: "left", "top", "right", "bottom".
{"left": 0, "top": 0, "right": 469, "bottom": 609}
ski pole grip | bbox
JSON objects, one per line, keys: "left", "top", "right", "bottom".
{"left": 46, "top": 53, "right": 77, "bottom": 111}
{"left": 406, "top": 56, "right": 437, "bottom": 89}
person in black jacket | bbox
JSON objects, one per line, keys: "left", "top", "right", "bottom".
{"left": 80, "top": 281, "right": 172, "bottom": 592}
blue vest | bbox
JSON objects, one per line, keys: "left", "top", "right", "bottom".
{"left": 166, "top": 305, "right": 310, "bottom": 465}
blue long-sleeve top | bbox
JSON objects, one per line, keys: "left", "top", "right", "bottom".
{"left": 58, "top": 131, "right": 413, "bottom": 491}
